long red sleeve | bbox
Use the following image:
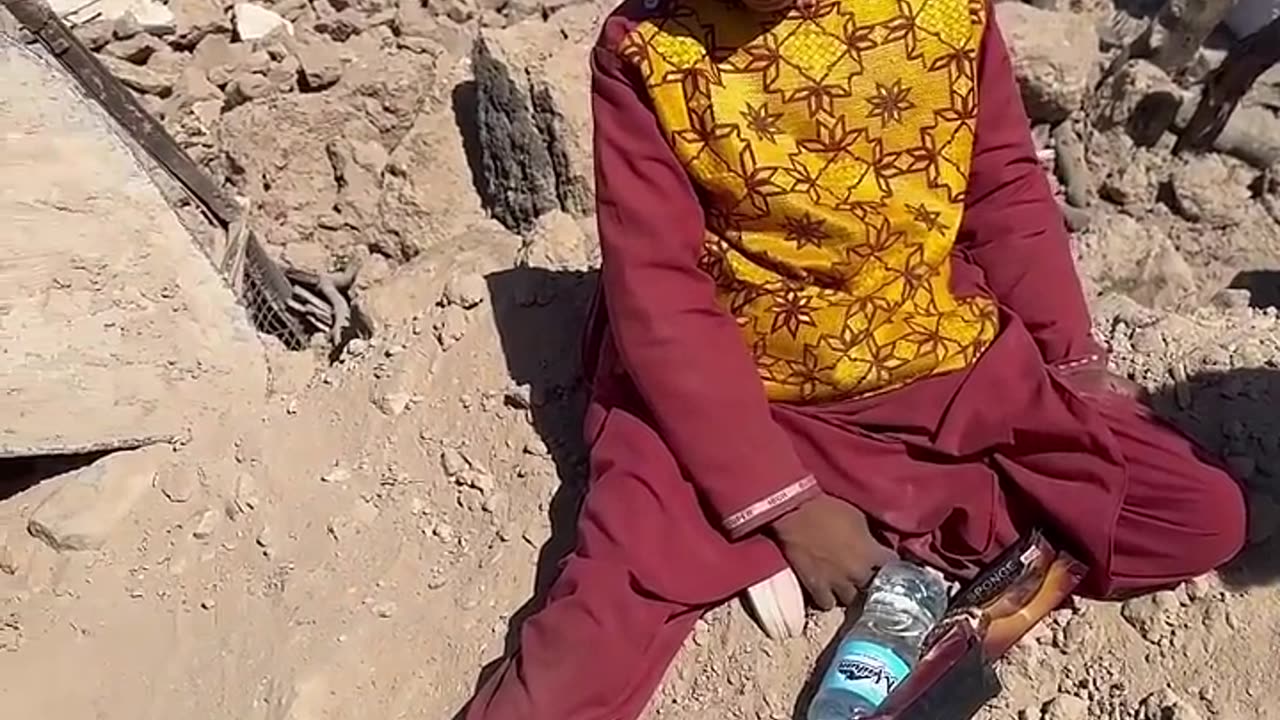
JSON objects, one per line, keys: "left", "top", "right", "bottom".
{"left": 590, "top": 44, "right": 817, "bottom": 538}
{"left": 959, "top": 11, "right": 1103, "bottom": 366}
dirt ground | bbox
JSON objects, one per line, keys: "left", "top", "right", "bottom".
{"left": 3, "top": 0, "right": 1280, "bottom": 718}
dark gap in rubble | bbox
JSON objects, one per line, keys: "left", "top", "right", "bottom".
{"left": 0, "top": 452, "right": 105, "bottom": 503}
{"left": 1227, "top": 269, "right": 1280, "bottom": 309}
{"left": 452, "top": 79, "right": 487, "bottom": 209}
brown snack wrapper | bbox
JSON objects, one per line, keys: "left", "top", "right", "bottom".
{"left": 864, "top": 532, "right": 1087, "bottom": 719}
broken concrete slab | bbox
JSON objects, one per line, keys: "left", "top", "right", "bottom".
{"left": 0, "top": 37, "right": 266, "bottom": 458}
{"left": 28, "top": 445, "right": 172, "bottom": 552}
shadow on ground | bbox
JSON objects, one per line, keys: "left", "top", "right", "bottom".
{"left": 0, "top": 453, "right": 103, "bottom": 503}
{"left": 1147, "top": 367, "right": 1280, "bottom": 590}
{"left": 451, "top": 266, "right": 596, "bottom": 713}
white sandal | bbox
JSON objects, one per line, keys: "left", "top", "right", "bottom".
{"left": 743, "top": 567, "right": 806, "bottom": 640}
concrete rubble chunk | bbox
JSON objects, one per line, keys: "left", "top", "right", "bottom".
{"left": 170, "top": 0, "right": 234, "bottom": 50}
{"left": 100, "top": 53, "right": 177, "bottom": 96}
{"left": 995, "top": 3, "right": 1099, "bottom": 123}
{"left": 470, "top": 13, "right": 595, "bottom": 233}
{"left": 291, "top": 33, "right": 345, "bottom": 91}
{"left": 103, "top": 35, "right": 165, "bottom": 64}
{"left": 28, "top": 445, "right": 171, "bottom": 552}
{"left": 1170, "top": 154, "right": 1254, "bottom": 227}
{"left": 235, "top": 2, "right": 295, "bottom": 42}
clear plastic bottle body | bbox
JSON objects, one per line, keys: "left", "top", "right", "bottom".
{"left": 806, "top": 561, "right": 949, "bottom": 720}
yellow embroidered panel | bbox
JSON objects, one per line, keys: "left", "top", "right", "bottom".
{"left": 619, "top": 0, "right": 1000, "bottom": 403}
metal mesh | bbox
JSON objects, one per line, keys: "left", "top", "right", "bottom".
{"left": 241, "top": 232, "right": 308, "bottom": 350}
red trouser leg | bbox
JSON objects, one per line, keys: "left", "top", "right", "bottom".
{"left": 463, "top": 404, "right": 784, "bottom": 720}
{"left": 1091, "top": 397, "right": 1247, "bottom": 599}
{"left": 463, "top": 557, "right": 700, "bottom": 720}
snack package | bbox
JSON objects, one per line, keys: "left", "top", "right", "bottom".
{"left": 866, "top": 532, "right": 1087, "bottom": 720}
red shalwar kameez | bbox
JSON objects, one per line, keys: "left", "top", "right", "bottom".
{"left": 461, "top": 2, "right": 1247, "bottom": 719}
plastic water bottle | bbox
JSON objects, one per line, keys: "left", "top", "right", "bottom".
{"left": 806, "top": 560, "right": 949, "bottom": 720}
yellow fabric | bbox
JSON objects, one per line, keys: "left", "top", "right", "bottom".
{"left": 620, "top": 0, "right": 999, "bottom": 403}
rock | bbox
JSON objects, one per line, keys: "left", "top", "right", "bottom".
{"left": 100, "top": 54, "right": 176, "bottom": 96}
{"left": 394, "top": 0, "right": 471, "bottom": 55}
{"left": 291, "top": 33, "right": 344, "bottom": 91}
{"left": 519, "top": 209, "right": 599, "bottom": 271}
{"left": 281, "top": 242, "right": 331, "bottom": 274}
{"left": 443, "top": 271, "right": 487, "bottom": 309}
{"left": 169, "top": 0, "right": 232, "bottom": 49}
{"left": 995, "top": 4, "right": 1100, "bottom": 123}
{"left": 435, "top": 305, "right": 470, "bottom": 349}
{"left": 1097, "top": 59, "right": 1187, "bottom": 146}
{"left": 234, "top": 2, "right": 294, "bottom": 41}
{"left": 28, "top": 446, "right": 168, "bottom": 552}
{"left": 372, "top": 601, "right": 397, "bottom": 618}
{"left": 321, "top": 466, "right": 352, "bottom": 483}
{"left": 155, "top": 467, "right": 197, "bottom": 503}
{"left": 374, "top": 390, "right": 413, "bottom": 416}
{"left": 103, "top": 35, "right": 164, "bottom": 63}
{"left": 313, "top": 8, "right": 369, "bottom": 42}
{"left": 1135, "top": 239, "right": 1198, "bottom": 309}
{"left": 266, "top": 53, "right": 302, "bottom": 92}
{"left": 1121, "top": 590, "right": 1181, "bottom": 643}
{"left": 470, "top": 17, "right": 594, "bottom": 233}
{"left": 229, "top": 472, "right": 261, "bottom": 518}
{"left": 0, "top": 538, "right": 19, "bottom": 576}
{"left": 1137, "top": 689, "right": 1204, "bottom": 720}
{"left": 504, "top": 384, "right": 532, "bottom": 409}
{"left": 117, "top": 0, "right": 178, "bottom": 37}
{"left": 190, "top": 508, "right": 220, "bottom": 539}
{"left": 1042, "top": 694, "right": 1089, "bottom": 720}
{"left": 1099, "top": 155, "right": 1159, "bottom": 209}
{"left": 434, "top": 0, "right": 478, "bottom": 23}
{"left": 441, "top": 448, "right": 469, "bottom": 477}
{"left": 326, "top": 137, "right": 386, "bottom": 231}
{"left": 1170, "top": 155, "right": 1253, "bottom": 226}
{"left": 75, "top": 20, "right": 116, "bottom": 50}
{"left": 113, "top": 12, "right": 146, "bottom": 40}
{"left": 223, "top": 72, "right": 273, "bottom": 109}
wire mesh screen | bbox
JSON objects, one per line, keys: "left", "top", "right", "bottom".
{"left": 241, "top": 232, "right": 308, "bottom": 350}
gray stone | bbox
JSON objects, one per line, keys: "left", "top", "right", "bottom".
{"left": 28, "top": 446, "right": 169, "bottom": 552}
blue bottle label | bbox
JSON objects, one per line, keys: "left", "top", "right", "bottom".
{"left": 820, "top": 639, "right": 911, "bottom": 708}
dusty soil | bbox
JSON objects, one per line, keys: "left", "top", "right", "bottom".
{"left": 3, "top": 0, "right": 1280, "bottom": 719}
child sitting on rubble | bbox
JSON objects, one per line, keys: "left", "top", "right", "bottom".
{"left": 459, "top": 0, "right": 1248, "bottom": 717}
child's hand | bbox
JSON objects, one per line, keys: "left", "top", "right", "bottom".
{"left": 767, "top": 493, "right": 895, "bottom": 611}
